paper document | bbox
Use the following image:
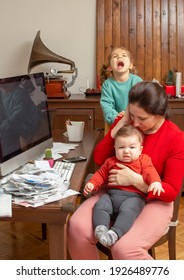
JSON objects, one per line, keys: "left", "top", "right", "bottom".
{"left": 53, "top": 142, "right": 79, "bottom": 154}
{"left": 0, "top": 193, "right": 12, "bottom": 217}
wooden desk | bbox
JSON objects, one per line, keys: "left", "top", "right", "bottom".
{"left": 47, "top": 94, "right": 184, "bottom": 133}
{"left": 167, "top": 98, "right": 184, "bottom": 131}
{"left": 48, "top": 94, "right": 104, "bottom": 133}
{"left": 0, "top": 129, "right": 99, "bottom": 259}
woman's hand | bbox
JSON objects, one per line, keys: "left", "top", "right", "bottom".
{"left": 111, "top": 106, "right": 131, "bottom": 138}
{"left": 122, "top": 106, "right": 131, "bottom": 124}
{"left": 116, "top": 111, "right": 125, "bottom": 118}
{"left": 108, "top": 162, "right": 148, "bottom": 193}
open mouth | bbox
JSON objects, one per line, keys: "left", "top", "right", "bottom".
{"left": 117, "top": 61, "right": 124, "bottom": 67}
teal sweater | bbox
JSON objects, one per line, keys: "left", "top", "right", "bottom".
{"left": 100, "top": 74, "right": 142, "bottom": 124}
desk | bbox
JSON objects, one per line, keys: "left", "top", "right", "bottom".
{"left": 48, "top": 94, "right": 104, "bottom": 140}
{"left": 48, "top": 95, "right": 184, "bottom": 138}
{"left": 0, "top": 129, "right": 99, "bottom": 259}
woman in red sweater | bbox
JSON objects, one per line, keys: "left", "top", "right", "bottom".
{"left": 68, "top": 81, "right": 184, "bottom": 259}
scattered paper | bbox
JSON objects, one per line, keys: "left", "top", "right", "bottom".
{"left": 53, "top": 142, "right": 79, "bottom": 154}
{"left": 12, "top": 189, "right": 80, "bottom": 207}
{"left": 1, "top": 141, "right": 80, "bottom": 208}
{"left": 35, "top": 160, "right": 51, "bottom": 170}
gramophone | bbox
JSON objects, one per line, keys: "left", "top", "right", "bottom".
{"left": 28, "top": 31, "right": 78, "bottom": 98}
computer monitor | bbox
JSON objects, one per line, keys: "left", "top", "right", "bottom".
{"left": 0, "top": 72, "right": 53, "bottom": 177}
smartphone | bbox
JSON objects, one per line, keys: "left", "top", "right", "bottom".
{"left": 62, "top": 156, "right": 87, "bottom": 163}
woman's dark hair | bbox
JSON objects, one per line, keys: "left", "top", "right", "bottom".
{"left": 128, "top": 81, "right": 170, "bottom": 119}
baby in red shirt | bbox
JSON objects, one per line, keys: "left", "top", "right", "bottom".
{"left": 83, "top": 125, "right": 164, "bottom": 247}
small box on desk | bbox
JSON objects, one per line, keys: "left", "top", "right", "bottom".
{"left": 164, "top": 85, "right": 184, "bottom": 97}
{"left": 45, "top": 79, "right": 71, "bottom": 99}
{"left": 164, "top": 85, "right": 176, "bottom": 97}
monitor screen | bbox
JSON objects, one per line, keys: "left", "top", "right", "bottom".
{"left": 0, "top": 72, "right": 53, "bottom": 176}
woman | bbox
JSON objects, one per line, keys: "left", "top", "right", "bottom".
{"left": 67, "top": 81, "right": 184, "bottom": 260}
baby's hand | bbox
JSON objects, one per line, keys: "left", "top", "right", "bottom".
{"left": 83, "top": 182, "right": 94, "bottom": 197}
{"left": 147, "top": 182, "right": 165, "bottom": 196}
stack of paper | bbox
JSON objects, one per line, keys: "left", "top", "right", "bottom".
{"left": 0, "top": 141, "right": 80, "bottom": 208}
{"left": 1, "top": 165, "right": 79, "bottom": 207}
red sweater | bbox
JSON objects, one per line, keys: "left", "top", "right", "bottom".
{"left": 94, "top": 118, "right": 184, "bottom": 202}
{"left": 89, "top": 154, "right": 161, "bottom": 199}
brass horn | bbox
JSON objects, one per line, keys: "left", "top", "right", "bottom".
{"left": 28, "top": 30, "right": 76, "bottom": 74}
{"left": 27, "top": 31, "right": 78, "bottom": 92}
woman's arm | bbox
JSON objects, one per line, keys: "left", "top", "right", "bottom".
{"left": 93, "top": 116, "right": 122, "bottom": 166}
{"left": 111, "top": 106, "right": 131, "bottom": 138}
{"left": 94, "top": 109, "right": 131, "bottom": 166}
{"left": 108, "top": 162, "right": 149, "bottom": 193}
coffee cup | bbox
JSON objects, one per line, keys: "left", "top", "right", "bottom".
{"left": 66, "top": 121, "right": 84, "bottom": 142}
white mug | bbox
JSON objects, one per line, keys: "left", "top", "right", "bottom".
{"left": 66, "top": 121, "right": 84, "bottom": 142}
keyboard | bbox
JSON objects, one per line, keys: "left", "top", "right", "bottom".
{"left": 53, "top": 161, "right": 75, "bottom": 183}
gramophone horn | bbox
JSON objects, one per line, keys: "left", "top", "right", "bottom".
{"left": 28, "top": 30, "right": 75, "bottom": 73}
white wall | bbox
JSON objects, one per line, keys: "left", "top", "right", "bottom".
{"left": 0, "top": 0, "right": 96, "bottom": 93}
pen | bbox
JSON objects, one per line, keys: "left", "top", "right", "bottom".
{"left": 26, "top": 179, "right": 44, "bottom": 184}
{"left": 66, "top": 119, "right": 72, "bottom": 125}
{"left": 26, "top": 179, "right": 36, "bottom": 183}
